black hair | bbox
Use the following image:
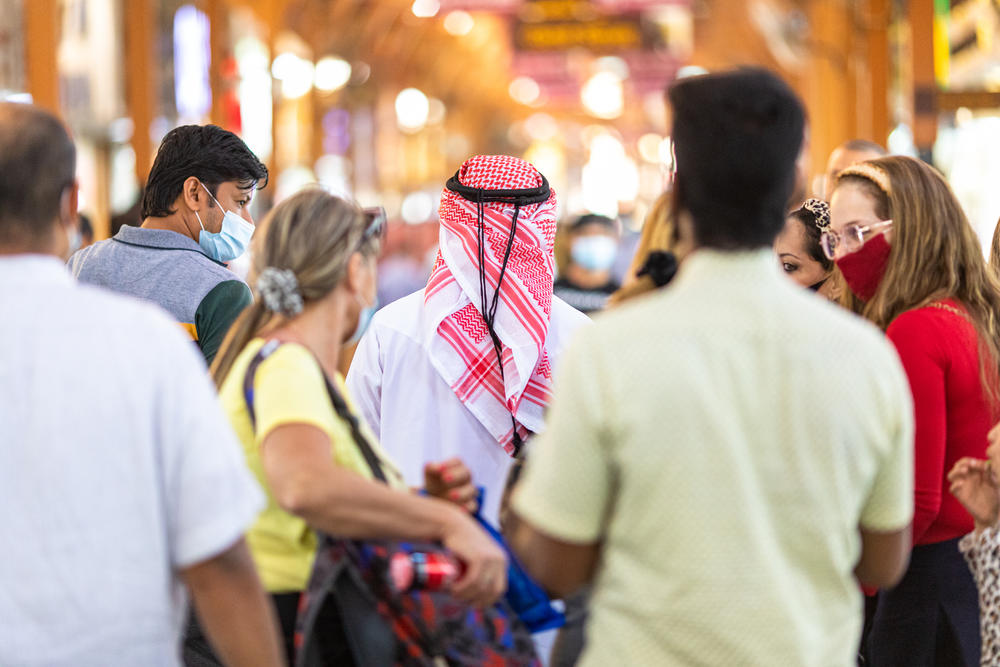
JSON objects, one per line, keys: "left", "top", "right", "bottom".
{"left": 787, "top": 205, "right": 833, "bottom": 271}
{"left": 668, "top": 67, "right": 805, "bottom": 250}
{"left": 78, "top": 213, "right": 93, "bottom": 242}
{"left": 141, "top": 125, "right": 268, "bottom": 219}
{"left": 0, "top": 103, "right": 76, "bottom": 243}
{"left": 569, "top": 213, "right": 617, "bottom": 234}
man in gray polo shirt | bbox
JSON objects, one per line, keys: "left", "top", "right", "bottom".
{"left": 70, "top": 124, "right": 268, "bottom": 365}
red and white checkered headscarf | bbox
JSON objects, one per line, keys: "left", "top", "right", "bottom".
{"left": 423, "top": 155, "right": 557, "bottom": 455}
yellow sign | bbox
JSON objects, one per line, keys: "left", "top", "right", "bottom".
{"left": 515, "top": 19, "right": 643, "bottom": 51}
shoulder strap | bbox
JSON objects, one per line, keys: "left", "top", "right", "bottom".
{"left": 320, "top": 374, "right": 389, "bottom": 484}
{"left": 243, "top": 338, "right": 283, "bottom": 429}
{"left": 242, "top": 339, "right": 389, "bottom": 484}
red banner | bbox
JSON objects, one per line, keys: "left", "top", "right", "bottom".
{"left": 437, "top": 0, "right": 522, "bottom": 12}
{"left": 592, "top": 0, "right": 690, "bottom": 10}
{"left": 438, "top": 0, "right": 690, "bottom": 13}
{"left": 513, "top": 50, "right": 679, "bottom": 99}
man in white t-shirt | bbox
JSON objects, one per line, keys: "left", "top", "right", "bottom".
{"left": 508, "top": 69, "right": 915, "bottom": 666}
{"left": 0, "top": 103, "right": 283, "bottom": 666}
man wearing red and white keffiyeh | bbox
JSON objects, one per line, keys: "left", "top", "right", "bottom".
{"left": 346, "top": 155, "right": 589, "bottom": 526}
{"left": 425, "top": 155, "right": 559, "bottom": 454}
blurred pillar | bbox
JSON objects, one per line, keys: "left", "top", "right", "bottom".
{"left": 124, "top": 0, "right": 156, "bottom": 184}
{"left": 93, "top": 142, "right": 113, "bottom": 241}
{"left": 865, "top": 0, "right": 891, "bottom": 147}
{"left": 804, "top": 1, "right": 854, "bottom": 186}
{"left": 261, "top": 0, "right": 287, "bottom": 175}
{"left": 801, "top": 0, "right": 893, "bottom": 190}
{"left": 909, "top": 0, "right": 937, "bottom": 162}
{"left": 206, "top": 0, "right": 228, "bottom": 127}
{"left": 23, "top": 0, "right": 60, "bottom": 113}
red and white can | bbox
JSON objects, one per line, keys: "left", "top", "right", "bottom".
{"left": 389, "top": 551, "right": 461, "bottom": 592}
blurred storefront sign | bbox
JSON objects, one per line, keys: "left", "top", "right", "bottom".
{"left": 513, "top": 51, "right": 679, "bottom": 97}
{"left": 514, "top": 15, "right": 645, "bottom": 52}
{"left": 511, "top": 0, "right": 691, "bottom": 100}
{"left": 934, "top": 0, "right": 1000, "bottom": 91}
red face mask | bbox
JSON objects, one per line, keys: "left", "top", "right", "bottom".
{"left": 834, "top": 232, "right": 891, "bottom": 302}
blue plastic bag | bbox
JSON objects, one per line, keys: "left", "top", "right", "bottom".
{"left": 474, "top": 488, "right": 565, "bottom": 634}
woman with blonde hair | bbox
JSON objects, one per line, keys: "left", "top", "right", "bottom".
{"left": 608, "top": 190, "right": 691, "bottom": 306}
{"left": 990, "top": 215, "right": 1000, "bottom": 278}
{"left": 826, "top": 156, "right": 1000, "bottom": 666}
{"left": 208, "top": 188, "right": 508, "bottom": 663}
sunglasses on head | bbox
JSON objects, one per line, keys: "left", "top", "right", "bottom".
{"left": 361, "top": 206, "right": 387, "bottom": 244}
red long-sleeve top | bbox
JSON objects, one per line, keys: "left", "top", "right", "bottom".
{"left": 886, "top": 300, "right": 997, "bottom": 546}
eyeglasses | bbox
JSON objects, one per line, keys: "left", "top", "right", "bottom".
{"left": 819, "top": 219, "right": 892, "bottom": 260}
{"left": 360, "top": 206, "right": 387, "bottom": 244}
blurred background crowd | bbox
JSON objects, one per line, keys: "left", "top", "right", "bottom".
{"left": 6, "top": 0, "right": 1000, "bottom": 293}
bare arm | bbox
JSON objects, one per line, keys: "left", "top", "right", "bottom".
{"left": 180, "top": 538, "right": 286, "bottom": 667}
{"left": 261, "top": 423, "right": 507, "bottom": 606}
{"left": 508, "top": 510, "right": 601, "bottom": 599}
{"left": 855, "top": 525, "right": 910, "bottom": 589}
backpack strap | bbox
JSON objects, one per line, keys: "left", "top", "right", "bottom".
{"left": 320, "top": 374, "right": 389, "bottom": 484}
{"left": 242, "top": 338, "right": 283, "bottom": 430}
{"left": 241, "top": 339, "right": 389, "bottom": 484}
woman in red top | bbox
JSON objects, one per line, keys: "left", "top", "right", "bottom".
{"left": 826, "top": 156, "right": 1000, "bottom": 666}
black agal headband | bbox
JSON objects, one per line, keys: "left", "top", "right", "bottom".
{"left": 445, "top": 172, "right": 551, "bottom": 206}
{"left": 445, "top": 171, "right": 551, "bottom": 456}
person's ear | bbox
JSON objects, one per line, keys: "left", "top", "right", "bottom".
{"left": 59, "top": 181, "right": 79, "bottom": 230}
{"left": 181, "top": 176, "right": 206, "bottom": 212}
{"left": 345, "top": 251, "right": 364, "bottom": 296}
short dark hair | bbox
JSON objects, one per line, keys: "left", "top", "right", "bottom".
{"left": 78, "top": 213, "right": 94, "bottom": 243}
{"left": 0, "top": 103, "right": 76, "bottom": 243}
{"left": 569, "top": 213, "right": 617, "bottom": 234}
{"left": 668, "top": 68, "right": 805, "bottom": 250}
{"left": 141, "top": 125, "right": 268, "bottom": 219}
{"left": 839, "top": 139, "right": 887, "bottom": 156}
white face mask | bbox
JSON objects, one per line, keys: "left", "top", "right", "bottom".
{"left": 195, "top": 183, "right": 255, "bottom": 263}
{"left": 347, "top": 292, "right": 379, "bottom": 345}
{"left": 66, "top": 226, "right": 82, "bottom": 255}
{"left": 571, "top": 235, "right": 618, "bottom": 272}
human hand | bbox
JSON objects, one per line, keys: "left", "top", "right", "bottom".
{"left": 424, "top": 458, "right": 478, "bottom": 513}
{"left": 440, "top": 509, "right": 508, "bottom": 608}
{"left": 948, "top": 457, "right": 1000, "bottom": 530}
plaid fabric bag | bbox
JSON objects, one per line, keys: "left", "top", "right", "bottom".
{"left": 241, "top": 340, "right": 539, "bottom": 667}
{"left": 294, "top": 537, "right": 540, "bottom": 667}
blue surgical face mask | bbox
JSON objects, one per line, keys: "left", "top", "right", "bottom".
{"left": 195, "top": 183, "right": 254, "bottom": 263}
{"left": 571, "top": 235, "right": 618, "bottom": 272}
{"left": 67, "top": 226, "right": 82, "bottom": 255}
{"left": 348, "top": 293, "right": 379, "bottom": 345}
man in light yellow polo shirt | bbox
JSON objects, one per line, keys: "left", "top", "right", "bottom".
{"left": 509, "top": 68, "right": 914, "bottom": 666}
